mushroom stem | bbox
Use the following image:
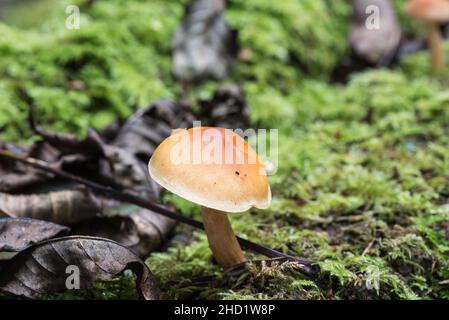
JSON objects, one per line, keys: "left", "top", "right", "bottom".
{"left": 426, "top": 22, "right": 445, "bottom": 72}
{"left": 201, "top": 206, "right": 246, "bottom": 269}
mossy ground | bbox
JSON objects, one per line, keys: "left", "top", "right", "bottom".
{"left": 1, "top": 0, "right": 449, "bottom": 299}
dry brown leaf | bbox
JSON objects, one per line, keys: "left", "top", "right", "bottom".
{"left": 0, "top": 236, "right": 160, "bottom": 299}
{"left": 0, "top": 217, "right": 69, "bottom": 252}
{"left": 71, "top": 206, "right": 175, "bottom": 257}
{"left": 0, "top": 189, "right": 102, "bottom": 225}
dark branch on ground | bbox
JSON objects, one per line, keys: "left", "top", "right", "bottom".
{"left": 0, "top": 148, "right": 320, "bottom": 278}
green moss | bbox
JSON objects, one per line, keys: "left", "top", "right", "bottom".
{"left": 0, "top": 0, "right": 182, "bottom": 141}
{"left": 44, "top": 274, "right": 140, "bottom": 300}
{"left": 228, "top": 0, "right": 350, "bottom": 79}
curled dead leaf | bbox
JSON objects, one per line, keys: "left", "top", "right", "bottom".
{"left": 0, "top": 236, "right": 160, "bottom": 299}
{"left": 103, "top": 145, "right": 160, "bottom": 199}
{"left": 173, "top": 0, "right": 238, "bottom": 81}
{"left": 0, "top": 217, "right": 69, "bottom": 252}
{"left": 113, "top": 100, "right": 194, "bottom": 161}
{"left": 29, "top": 107, "right": 106, "bottom": 158}
{"left": 199, "top": 84, "right": 250, "bottom": 130}
{"left": 71, "top": 205, "right": 175, "bottom": 257}
{"left": 0, "top": 189, "right": 102, "bottom": 225}
{"left": 350, "top": 0, "right": 401, "bottom": 66}
{"left": 0, "top": 141, "right": 58, "bottom": 192}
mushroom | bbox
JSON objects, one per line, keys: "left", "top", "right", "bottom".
{"left": 148, "top": 127, "right": 271, "bottom": 269}
{"left": 406, "top": 0, "right": 449, "bottom": 72}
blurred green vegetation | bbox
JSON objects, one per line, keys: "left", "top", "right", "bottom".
{"left": 1, "top": 0, "right": 449, "bottom": 300}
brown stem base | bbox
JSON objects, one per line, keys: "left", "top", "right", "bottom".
{"left": 427, "top": 22, "right": 444, "bottom": 73}
{"left": 201, "top": 207, "right": 246, "bottom": 269}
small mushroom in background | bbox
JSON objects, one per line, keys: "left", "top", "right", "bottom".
{"left": 172, "top": 0, "right": 239, "bottom": 87}
{"left": 349, "top": 0, "right": 402, "bottom": 67}
{"left": 148, "top": 127, "right": 271, "bottom": 269}
{"left": 406, "top": 0, "right": 449, "bottom": 72}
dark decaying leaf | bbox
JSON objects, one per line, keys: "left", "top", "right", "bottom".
{"left": 71, "top": 205, "right": 175, "bottom": 257}
{"left": 56, "top": 152, "right": 120, "bottom": 189}
{"left": 199, "top": 84, "right": 250, "bottom": 129}
{"left": 103, "top": 145, "right": 161, "bottom": 199}
{"left": 29, "top": 108, "right": 106, "bottom": 158}
{"left": 1, "top": 104, "right": 173, "bottom": 251}
{"left": 99, "top": 120, "right": 123, "bottom": 144}
{"left": 349, "top": 0, "right": 401, "bottom": 67}
{"left": 113, "top": 99, "right": 194, "bottom": 160}
{"left": 27, "top": 111, "right": 123, "bottom": 190}
{"left": 0, "top": 189, "right": 102, "bottom": 225}
{"left": 0, "top": 141, "right": 58, "bottom": 192}
{"left": 0, "top": 217, "right": 69, "bottom": 252}
{"left": 0, "top": 236, "right": 160, "bottom": 300}
{"left": 173, "top": 0, "right": 238, "bottom": 82}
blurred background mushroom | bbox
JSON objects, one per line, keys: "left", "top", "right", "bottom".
{"left": 406, "top": 0, "right": 449, "bottom": 72}
{"left": 172, "top": 0, "right": 239, "bottom": 94}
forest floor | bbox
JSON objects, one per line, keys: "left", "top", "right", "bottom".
{"left": 1, "top": 0, "right": 449, "bottom": 299}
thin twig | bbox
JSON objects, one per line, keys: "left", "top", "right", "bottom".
{"left": 361, "top": 239, "right": 376, "bottom": 257}
{"left": 0, "top": 148, "right": 319, "bottom": 278}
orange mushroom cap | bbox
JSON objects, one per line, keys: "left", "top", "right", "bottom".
{"left": 406, "top": 0, "right": 449, "bottom": 22}
{"left": 148, "top": 127, "right": 271, "bottom": 213}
